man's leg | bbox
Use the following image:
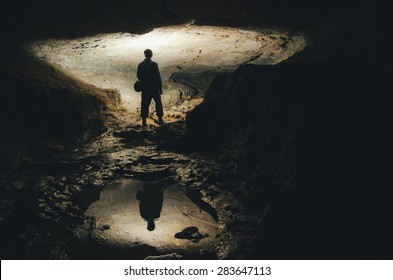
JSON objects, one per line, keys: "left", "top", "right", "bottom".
{"left": 153, "top": 94, "right": 164, "bottom": 124}
{"left": 141, "top": 93, "right": 152, "bottom": 126}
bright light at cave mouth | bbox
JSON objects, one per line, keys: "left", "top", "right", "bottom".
{"left": 25, "top": 24, "right": 306, "bottom": 112}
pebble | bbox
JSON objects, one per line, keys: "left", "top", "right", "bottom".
{"left": 11, "top": 180, "right": 25, "bottom": 190}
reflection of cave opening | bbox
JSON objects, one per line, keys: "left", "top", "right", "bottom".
{"left": 69, "top": 179, "right": 218, "bottom": 259}
{"left": 25, "top": 24, "right": 305, "bottom": 117}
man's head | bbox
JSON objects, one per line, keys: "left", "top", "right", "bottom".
{"left": 147, "top": 220, "right": 155, "bottom": 231}
{"left": 144, "top": 49, "right": 153, "bottom": 59}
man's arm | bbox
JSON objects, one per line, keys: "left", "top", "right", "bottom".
{"left": 137, "top": 63, "right": 142, "bottom": 81}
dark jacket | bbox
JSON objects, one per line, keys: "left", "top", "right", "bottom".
{"left": 137, "top": 59, "right": 162, "bottom": 93}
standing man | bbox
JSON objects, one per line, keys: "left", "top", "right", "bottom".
{"left": 137, "top": 49, "right": 164, "bottom": 127}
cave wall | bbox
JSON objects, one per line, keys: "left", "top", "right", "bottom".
{"left": 0, "top": 50, "right": 121, "bottom": 146}
{"left": 0, "top": 53, "right": 122, "bottom": 193}
{"left": 0, "top": 47, "right": 123, "bottom": 260}
{"left": 186, "top": 2, "right": 393, "bottom": 258}
{"left": 1, "top": 74, "right": 105, "bottom": 137}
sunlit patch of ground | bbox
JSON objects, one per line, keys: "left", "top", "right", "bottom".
{"left": 25, "top": 24, "right": 305, "bottom": 118}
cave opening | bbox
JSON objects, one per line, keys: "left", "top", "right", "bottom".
{"left": 25, "top": 24, "right": 305, "bottom": 120}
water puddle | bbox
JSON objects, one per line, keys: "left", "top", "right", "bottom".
{"left": 68, "top": 179, "right": 219, "bottom": 259}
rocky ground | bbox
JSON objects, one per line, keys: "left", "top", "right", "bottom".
{"left": 0, "top": 120, "right": 186, "bottom": 259}
{"left": 0, "top": 111, "right": 260, "bottom": 259}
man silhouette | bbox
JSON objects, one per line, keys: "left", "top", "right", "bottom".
{"left": 137, "top": 49, "right": 164, "bottom": 127}
{"left": 136, "top": 183, "right": 164, "bottom": 231}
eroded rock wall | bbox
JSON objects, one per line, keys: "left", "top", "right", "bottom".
{"left": 0, "top": 50, "right": 121, "bottom": 178}
{"left": 1, "top": 54, "right": 120, "bottom": 135}
{"left": 186, "top": 2, "right": 393, "bottom": 258}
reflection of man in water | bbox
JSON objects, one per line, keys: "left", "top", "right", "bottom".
{"left": 136, "top": 183, "right": 164, "bottom": 231}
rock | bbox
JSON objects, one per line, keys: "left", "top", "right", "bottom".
{"left": 11, "top": 180, "right": 25, "bottom": 190}
{"left": 174, "top": 226, "right": 208, "bottom": 240}
{"left": 102, "top": 224, "right": 110, "bottom": 230}
{"left": 90, "top": 231, "right": 106, "bottom": 245}
{"left": 200, "top": 249, "right": 217, "bottom": 259}
{"left": 144, "top": 253, "right": 183, "bottom": 260}
{"left": 43, "top": 140, "right": 65, "bottom": 152}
